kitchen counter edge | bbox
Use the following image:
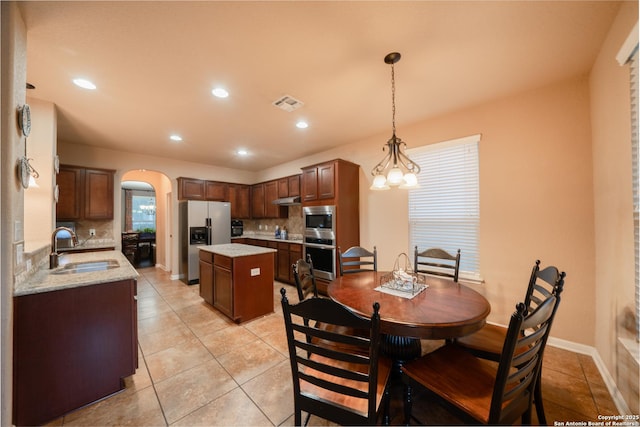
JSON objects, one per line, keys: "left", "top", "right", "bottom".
{"left": 198, "top": 243, "right": 277, "bottom": 258}
{"left": 15, "top": 250, "right": 139, "bottom": 297}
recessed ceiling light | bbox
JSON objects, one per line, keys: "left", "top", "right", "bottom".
{"left": 296, "top": 121, "right": 309, "bottom": 129}
{"left": 170, "top": 135, "right": 183, "bottom": 142}
{"left": 73, "top": 78, "right": 96, "bottom": 90}
{"left": 212, "top": 87, "right": 229, "bottom": 98}
{"left": 236, "top": 149, "right": 248, "bottom": 156}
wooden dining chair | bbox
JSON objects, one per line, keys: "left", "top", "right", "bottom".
{"left": 414, "top": 247, "right": 461, "bottom": 282}
{"left": 402, "top": 293, "right": 559, "bottom": 425}
{"left": 454, "top": 259, "right": 566, "bottom": 425}
{"left": 280, "top": 288, "right": 392, "bottom": 426}
{"left": 292, "top": 255, "right": 318, "bottom": 302}
{"left": 121, "top": 232, "right": 140, "bottom": 266}
{"left": 338, "top": 246, "right": 377, "bottom": 275}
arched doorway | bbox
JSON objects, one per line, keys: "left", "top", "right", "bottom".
{"left": 121, "top": 170, "right": 172, "bottom": 271}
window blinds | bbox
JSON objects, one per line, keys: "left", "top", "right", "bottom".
{"left": 408, "top": 135, "right": 480, "bottom": 279}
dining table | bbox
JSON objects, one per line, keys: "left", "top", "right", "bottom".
{"left": 327, "top": 270, "right": 491, "bottom": 367}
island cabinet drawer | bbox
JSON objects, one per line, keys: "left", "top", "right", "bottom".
{"left": 199, "top": 251, "right": 213, "bottom": 263}
{"left": 214, "top": 254, "right": 232, "bottom": 269}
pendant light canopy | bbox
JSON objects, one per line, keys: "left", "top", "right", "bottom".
{"left": 370, "top": 52, "right": 420, "bottom": 190}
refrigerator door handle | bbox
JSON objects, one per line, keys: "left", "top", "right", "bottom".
{"left": 206, "top": 218, "right": 212, "bottom": 245}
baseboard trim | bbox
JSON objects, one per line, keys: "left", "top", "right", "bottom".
{"left": 547, "top": 336, "right": 632, "bottom": 415}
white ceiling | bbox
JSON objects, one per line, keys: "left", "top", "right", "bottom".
{"left": 19, "top": 1, "right": 621, "bottom": 172}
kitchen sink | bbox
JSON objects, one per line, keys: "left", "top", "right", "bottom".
{"left": 52, "top": 259, "right": 120, "bottom": 274}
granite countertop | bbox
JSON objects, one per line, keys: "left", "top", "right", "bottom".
{"left": 15, "top": 250, "right": 138, "bottom": 297}
{"left": 198, "top": 243, "right": 277, "bottom": 258}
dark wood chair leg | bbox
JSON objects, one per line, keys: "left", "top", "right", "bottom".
{"left": 403, "top": 384, "right": 413, "bottom": 426}
{"left": 534, "top": 371, "right": 547, "bottom": 425}
{"left": 382, "top": 388, "right": 391, "bottom": 425}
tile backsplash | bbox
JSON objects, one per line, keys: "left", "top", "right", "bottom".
{"left": 243, "top": 205, "right": 303, "bottom": 237}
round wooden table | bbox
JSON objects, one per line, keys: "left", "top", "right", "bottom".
{"left": 327, "top": 271, "right": 491, "bottom": 366}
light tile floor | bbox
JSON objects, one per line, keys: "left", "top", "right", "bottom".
{"left": 46, "top": 266, "right": 619, "bottom": 426}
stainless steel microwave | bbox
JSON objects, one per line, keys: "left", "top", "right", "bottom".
{"left": 303, "top": 205, "right": 335, "bottom": 241}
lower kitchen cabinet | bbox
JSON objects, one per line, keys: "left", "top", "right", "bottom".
{"left": 276, "top": 242, "right": 302, "bottom": 284}
{"left": 213, "top": 255, "right": 234, "bottom": 319}
{"left": 13, "top": 279, "right": 137, "bottom": 426}
{"left": 199, "top": 250, "right": 214, "bottom": 304}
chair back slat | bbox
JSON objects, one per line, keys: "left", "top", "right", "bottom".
{"left": 339, "top": 246, "right": 377, "bottom": 275}
{"left": 293, "top": 255, "right": 318, "bottom": 302}
{"left": 281, "top": 288, "right": 390, "bottom": 426}
{"left": 489, "top": 294, "right": 558, "bottom": 424}
{"left": 414, "top": 246, "right": 461, "bottom": 282}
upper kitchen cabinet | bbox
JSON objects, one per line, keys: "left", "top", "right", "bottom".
{"left": 252, "top": 181, "right": 287, "bottom": 219}
{"left": 84, "top": 168, "right": 115, "bottom": 219}
{"left": 56, "top": 165, "right": 115, "bottom": 221}
{"left": 178, "top": 178, "right": 230, "bottom": 202}
{"left": 177, "top": 177, "right": 205, "bottom": 200}
{"left": 278, "top": 174, "right": 301, "bottom": 198}
{"left": 264, "top": 180, "right": 287, "bottom": 218}
{"left": 205, "top": 181, "right": 229, "bottom": 201}
{"left": 301, "top": 159, "right": 359, "bottom": 206}
{"left": 251, "top": 183, "right": 266, "bottom": 218}
{"left": 56, "top": 166, "right": 83, "bottom": 220}
{"left": 228, "top": 184, "right": 250, "bottom": 219}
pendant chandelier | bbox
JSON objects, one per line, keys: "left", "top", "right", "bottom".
{"left": 370, "top": 52, "right": 420, "bottom": 190}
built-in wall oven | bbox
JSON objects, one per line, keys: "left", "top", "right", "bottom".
{"left": 303, "top": 205, "right": 336, "bottom": 281}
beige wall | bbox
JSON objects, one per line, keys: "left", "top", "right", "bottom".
{"left": 24, "top": 97, "right": 56, "bottom": 251}
{"left": 590, "top": 1, "right": 638, "bottom": 413}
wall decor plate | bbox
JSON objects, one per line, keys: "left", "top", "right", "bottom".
{"left": 19, "top": 104, "right": 31, "bottom": 137}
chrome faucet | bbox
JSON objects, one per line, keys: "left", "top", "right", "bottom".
{"left": 50, "top": 226, "right": 78, "bottom": 269}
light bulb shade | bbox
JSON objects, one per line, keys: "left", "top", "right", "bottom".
{"left": 399, "top": 172, "right": 419, "bottom": 189}
{"left": 387, "top": 167, "right": 404, "bottom": 186}
{"left": 370, "top": 174, "right": 390, "bottom": 190}
{"left": 28, "top": 175, "right": 39, "bottom": 188}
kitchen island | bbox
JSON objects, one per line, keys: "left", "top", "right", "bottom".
{"left": 198, "top": 243, "right": 276, "bottom": 323}
{"left": 13, "top": 251, "right": 138, "bottom": 426}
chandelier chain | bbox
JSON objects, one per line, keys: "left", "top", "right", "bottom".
{"left": 391, "top": 62, "right": 396, "bottom": 136}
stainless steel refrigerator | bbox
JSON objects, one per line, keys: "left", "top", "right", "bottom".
{"left": 180, "top": 200, "right": 231, "bottom": 284}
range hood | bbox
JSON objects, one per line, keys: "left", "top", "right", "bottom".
{"left": 272, "top": 196, "right": 301, "bottom": 206}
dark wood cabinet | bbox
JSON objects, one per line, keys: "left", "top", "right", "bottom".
{"left": 229, "top": 184, "right": 250, "bottom": 219}
{"left": 278, "top": 178, "right": 289, "bottom": 198}
{"left": 317, "top": 162, "right": 336, "bottom": 199}
{"left": 264, "top": 180, "right": 287, "bottom": 218}
{"left": 213, "top": 255, "right": 234, "bottom": 319}
{"left": 57, "top": 165, "right": 114, "bottom": 221}
{"left": 199, "top": 251, "right": 214, "bottom": 304}
{"left": 251, "top": 183, "right": 265, "bottom": 218}
{"left": 205, "top": 181, "right": 229, "bottom": 201}
{"left": 278, "top": 175, "right": 301, "bottom": 198}
{"left": 84, "top": 168, "right": 114, "bottom": 219}
{"left": 276, "top": 242, "right": 302, "bottom": 284}
{"left": 56, "top": 166, "right": 84, "bottom": 220}
{"left": 301, "top": 167, "right": 318, "bottom": 202}
{"left": 13, "top": 279, "right": 137, "bottom": 426}
{"left": 178, "top": 177, "right": 205, "bottom": 200}
{"left": 288, "top": 174, "right": 301, "bottom": 197}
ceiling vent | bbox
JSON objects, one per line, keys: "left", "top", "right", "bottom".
{"left": 272, "top": 95, "right": 304, "bottom": 112}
